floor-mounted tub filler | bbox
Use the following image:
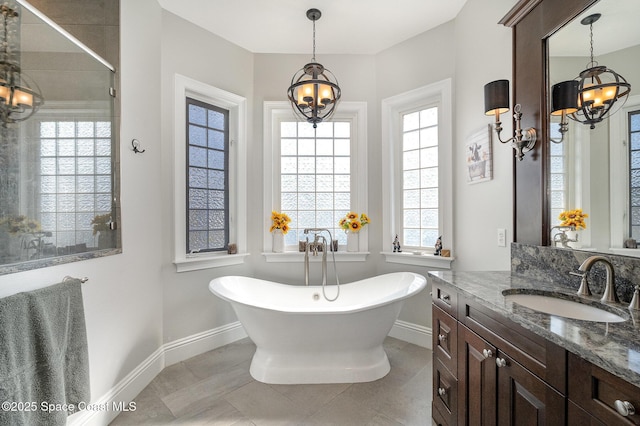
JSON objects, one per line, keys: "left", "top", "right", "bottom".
{"left": 208, "top": 271, "right": 426, "bottom": 384}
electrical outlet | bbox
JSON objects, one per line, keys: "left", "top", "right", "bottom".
{"left": 497, "top": 228, "right": 506, "bottom": 247}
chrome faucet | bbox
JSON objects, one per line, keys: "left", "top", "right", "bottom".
{"left": 303, "top": 228, "right": 329, "bottom": 287}
{"left": 573, "top": 256, "right": 620, "bottom": 303}
{"left": 551, "top": 225, "right": 577, "bottom": 248}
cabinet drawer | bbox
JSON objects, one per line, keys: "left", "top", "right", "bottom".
{"left": 432, "top": 282, "right": 458, "bottom": 317}
{"left": 433, "top": 304, "right": 458, "bottom": 376}
{"left": 434, "top": 357, "right": 458, "bottom": 426}
{"left": 568, "top": 352, "right": 640, "bottom": 425}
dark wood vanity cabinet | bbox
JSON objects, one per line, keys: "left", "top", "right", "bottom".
{"left": 431, "top": 281, "right": 640, "bottom": 425}
{"left": 432, "top": 282, "right": 566, "bottom": 425}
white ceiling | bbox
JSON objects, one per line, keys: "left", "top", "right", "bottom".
{"left": 549, "top": 0, "right": 640, "bottom": 57}
{"left": 157, "top": 0, "right": 468, "bottom": 55}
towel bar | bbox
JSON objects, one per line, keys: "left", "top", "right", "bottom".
{"left": 63, "top": 276, "right": 89, "bottom": 284}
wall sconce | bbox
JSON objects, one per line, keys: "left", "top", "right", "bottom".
{"left": 484, "top": 79, "right": 537, "bottom": 161}
{"left": 550, "top": 80, "right": 579, "bottom": 144}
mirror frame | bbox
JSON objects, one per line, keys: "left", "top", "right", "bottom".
{"left": 499, "top": 0, "right": 599, "bottom": 246}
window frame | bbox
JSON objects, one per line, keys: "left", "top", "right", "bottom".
{"left": 185, "top": 97, "right": 230, "bottom": 254}
{"left": 173, "top": 74, "right": 248, "bottom": 271}
{"left": 262, "top": 101, "right": 368, "bottom": 261}
{"left": 381, "top": 79, "right": 453, "bottom": 268}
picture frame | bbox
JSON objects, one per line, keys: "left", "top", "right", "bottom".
{"left": 465, "top": 125, "right": 493, "bottom": 184}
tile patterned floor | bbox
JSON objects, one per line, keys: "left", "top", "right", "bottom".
{"left": 110, "top": 337, "right": 433, "bottom": 425}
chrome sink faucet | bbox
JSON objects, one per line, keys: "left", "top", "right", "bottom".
{"left": 572, "top": 255, "right": 620, "bottom": 303}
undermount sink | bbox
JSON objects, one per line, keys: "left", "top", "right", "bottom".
{"left": 502, "top": 290, "right": 628, "bottom": 323}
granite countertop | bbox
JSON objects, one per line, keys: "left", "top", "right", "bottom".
{"left": 428, "top": 270, "right": 640, "bottom": 388}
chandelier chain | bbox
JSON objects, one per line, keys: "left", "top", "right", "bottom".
{"left": 312, "top": 18, "right": 316, "bottom": 62}
{"left": 588, "top": 21, "right": 597, "bottom": 68}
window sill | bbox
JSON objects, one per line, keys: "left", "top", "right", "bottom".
{"left": 263, "top": 251, "right": 369, "bottom": 263}
{"left": 174, "top": 252, "right": 250, "bottom": 272}
{"left": 381, "top": 251, "right": 454, "bottom": 268}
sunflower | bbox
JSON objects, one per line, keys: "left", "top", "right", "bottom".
{"left": 339, "top": 212, "right": 370, "bottom": 233}
{"left": 558, "top": 209, "right": 588, "bottom": 230}
{"left": 269, "top": 211, "right": 292, "bottom": 234}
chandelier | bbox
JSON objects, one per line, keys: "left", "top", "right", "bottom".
{"left": 0, "top": 5, "right": 44, "bottom": 125}
{"left": 287, "top": 9, "right": 341, "bottom": 128}
{"left": 569, "top": 13, "right": 630, "bottom": 129}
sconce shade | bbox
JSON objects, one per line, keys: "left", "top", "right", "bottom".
{"left": 551, "top": 80, "right": 579, "bottom": 116}
{"left": 484, "top": 79, "right": 510, "bottom": 116}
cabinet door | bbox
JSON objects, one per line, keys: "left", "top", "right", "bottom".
{"left": 496, "top": 351, "right": 565, "bottom": 426}
{"left": 434, "top": 358, "right": 458, "bottom": 426}
{"left": 457, "top": 324, "right": 497, "bottom": 426}
{"left": 434, "top": 304, "right": 458, "bottom": 376}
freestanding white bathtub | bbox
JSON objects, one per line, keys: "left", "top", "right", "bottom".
{"left": 208, "top": 272, "right": 426, "bottom": 384}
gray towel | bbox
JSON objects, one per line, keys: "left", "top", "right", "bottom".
{"left": 0, "top": 279, "right": 90, "bottom": 425}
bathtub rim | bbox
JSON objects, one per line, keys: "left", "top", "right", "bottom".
{"left": 208, "top": 271, "right": 426, "bottom": 315}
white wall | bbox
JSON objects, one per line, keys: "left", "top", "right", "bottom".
{"left": 452, "top": 0, "right": 515, "bottom": 271}
{"left": 159, "top": 11, "right": 255, "bottom": 343}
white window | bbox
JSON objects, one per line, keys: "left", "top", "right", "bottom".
{"left": 279, "top": 120, "right": 352, "bottom": 246}
{"left": 173, "top": 74, "right": 248, "bottom": 271}
{"left": 263, "top": 102, "right": 367, "bottom": 259}
{"left": 382, "top": 79, "right": 453, "bottom": 267}
{"left": 549, "top": 124, "right": 568, "bottom": 227}
{"left": 400, "top": 106, "right": 439, "bottom": 248}
{"left": 610, "top": 95, "right": 640, "bottom": 248}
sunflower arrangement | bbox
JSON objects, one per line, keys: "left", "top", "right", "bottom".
{"left": 339, "top": 212, "right": 370, "bottom": 233}
{"left": 558, "top": 209, "right": 588, "bottom": 230}
{"left": 270, "top": 211, "right": 291, "bottom": 234}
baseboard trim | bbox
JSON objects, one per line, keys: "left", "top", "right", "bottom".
{"left": 69, "top": 319, "right": 428, "bottom": 425}
{"left": 163, "top": 321, "right": 248, "bottom": 366}
{"left": 389, "top": 319, "right": 432, "bottom": 349}
{"left": 68, "top": 321, "right": 247, "bottom": 425}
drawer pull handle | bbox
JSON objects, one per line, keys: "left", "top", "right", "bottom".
{"left": 482, "top": 349, "right": 493, "bottom": 359}
{"left": 438, "top": 387, "right": 447, "bottom": 396}
{"left": 614, "top": 400, "right": 636, "bottom": 417}
{"left": 496, "top": 357, "right": 507, "bottom": 368}
{"left": 438, "top": 334, "right": 447, "bottom": 342}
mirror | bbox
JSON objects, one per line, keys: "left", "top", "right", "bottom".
{"left": 548, "top": 0, "right": 640, "bottom": 254}
{"left": 0, "top": 1, "right": 119, "bottom": 274}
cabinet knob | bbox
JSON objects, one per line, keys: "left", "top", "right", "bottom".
{"left": 438, "top": 334, "right": 447, "bottom": 342}
{"left": 496, "top": 357, "right": 507, "bottom": 368}
{"left": 441, "top": 294, "right": 451, "bottom": 302}
{"left": 438, "top": 387, "right": 447, "bottom": 396}
{"left": 482, "top": 349, "right": 493, "bottom": 359}
{"left": 614, "top": 400, "right": 636, "bottom": 417}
